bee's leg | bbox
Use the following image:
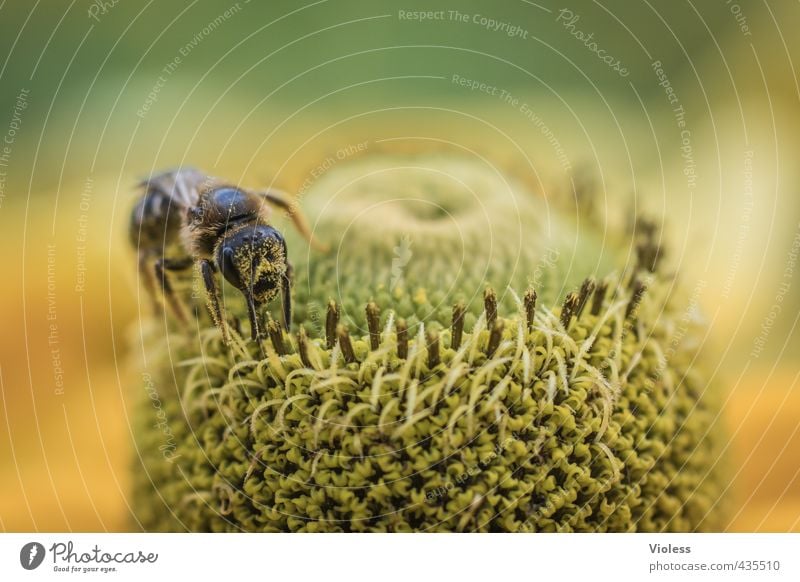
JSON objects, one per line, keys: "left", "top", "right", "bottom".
{"left": 154, "top": 257, "right": 193, "bottom": 324}
{"left": 244, "top": 293, "right": 262, "bottom": 342}
{"left": 258, "top": 189, "right": 328, "bottom": 252}
{"left": 281, "top": 260, "right": 293, "bottom": 332}
{"left": 138, "top": 252, "right": 162, "bottom": 316}
{"left": 286, "top": 260, "right": 294, "bottom": 282}
{"left": 199, "top": 259, "right": 230, "bottom": 345}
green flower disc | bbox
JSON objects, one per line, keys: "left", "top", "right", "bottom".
{"left": 131, "top": 154, "right": 727, "bottom": 532}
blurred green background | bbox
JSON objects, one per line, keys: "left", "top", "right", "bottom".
{"left": 0, "top": 0, "right": 798, "bottom": 531}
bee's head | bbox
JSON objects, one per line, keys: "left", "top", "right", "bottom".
{"left": 216, "top": 223, "right": 292, "bottom": 334}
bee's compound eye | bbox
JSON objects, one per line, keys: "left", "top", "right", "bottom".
{"left": 219, "top": 246, "right": 243, "bottom": 289}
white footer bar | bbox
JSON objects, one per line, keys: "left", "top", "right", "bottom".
{"left": 1, "top": 533, "right": 798, "bottom": 581}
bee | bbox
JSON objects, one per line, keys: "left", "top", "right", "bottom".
{"left": 129, "top": 167, "right": 324, "bottom": 342}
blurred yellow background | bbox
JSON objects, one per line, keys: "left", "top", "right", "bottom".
{"left": 0, "top": 0, "right": 798, "bottom": 531}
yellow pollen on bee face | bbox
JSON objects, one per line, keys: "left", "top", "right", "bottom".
{"left": 231, "top": 238, "right": 286, "bottom": 300}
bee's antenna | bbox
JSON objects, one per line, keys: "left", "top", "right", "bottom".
{"left": 258, "top": 189, "right": 328, "bottom": 252}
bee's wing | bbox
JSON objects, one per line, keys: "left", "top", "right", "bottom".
{"left": 137, "top": 167, "right": 212, "bottom": 209}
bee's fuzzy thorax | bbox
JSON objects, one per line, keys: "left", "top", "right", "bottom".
{"left": 183, "top": 186, "right": 271, "bottom": 260}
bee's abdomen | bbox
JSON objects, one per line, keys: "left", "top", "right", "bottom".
{"left": 129, "top": 190, "right": 183, "bottom": 252}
